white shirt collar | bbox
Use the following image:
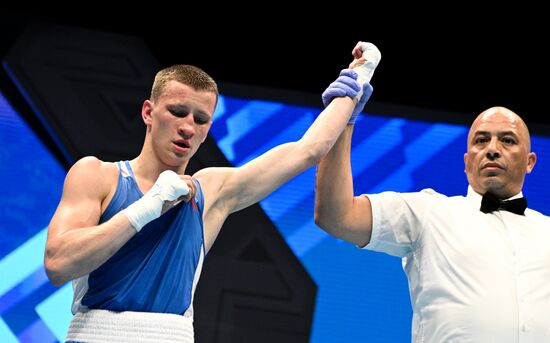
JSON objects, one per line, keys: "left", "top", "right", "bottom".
{"left": 466, "top": 185, "right": 524, "bottom": 206}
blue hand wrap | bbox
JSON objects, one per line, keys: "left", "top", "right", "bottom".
{"left": 322, "top": 69, "right": 373, "bottom": 124}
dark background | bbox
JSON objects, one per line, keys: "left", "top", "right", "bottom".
{"left": 1, "top": 11, "right": 548, "bottom": 129}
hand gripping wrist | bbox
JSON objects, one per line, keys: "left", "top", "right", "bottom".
{"left": 322, "top": 69, "right": 360, "bottom": 108}
{"left": 321, "top": 69, "right": 372, "bottom": 125}
{"left": 122, "top": 170, "right": 189, "bottom": 232}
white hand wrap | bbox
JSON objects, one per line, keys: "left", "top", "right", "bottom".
{"left": 122, "top": 170, "right": 190, "bottom": 232}
{"left": 354, "top": 42, "right": 381, "bottom": 101}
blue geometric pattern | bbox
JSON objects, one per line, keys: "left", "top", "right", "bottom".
{"left": 0, "top": 91, "right": 67, "bottom": 343}
{"left": 2, "top": 90, "right": 549, "bottom": 342}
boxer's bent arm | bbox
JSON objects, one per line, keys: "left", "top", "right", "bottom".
{"left": 45, "top": 157, "right": 136, "bottom": 286}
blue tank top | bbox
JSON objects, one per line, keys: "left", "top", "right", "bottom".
{"left": 71, "top": 161, "right": 205, "bottom": 316}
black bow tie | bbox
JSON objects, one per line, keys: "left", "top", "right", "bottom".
{"left": 480, "top": 192, "right": 527, "bottom": 215}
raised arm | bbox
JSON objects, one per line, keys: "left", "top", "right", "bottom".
{"left": 314, "top": 127, "right": 373, "bottom": 247}
{"left": 196, "top": 44, "right": 376, "bottom": 251}
{"left": 196, "top": 97, "right": 358, "bottom": 249}
{"left": 314, "top": 42, "right": 381, "bottom": 247}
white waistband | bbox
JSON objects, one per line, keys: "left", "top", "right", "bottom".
{"left": 66, "top": 309, "right": 194, "bottom": 343}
